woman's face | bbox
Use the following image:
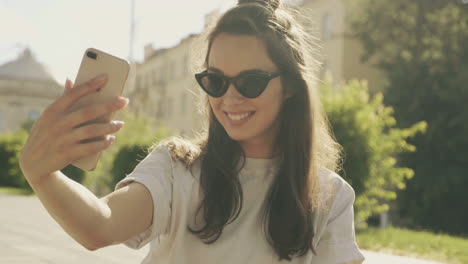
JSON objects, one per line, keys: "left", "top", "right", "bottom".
{"left": 207, "top": 33, "right": 288, "bottom": 158}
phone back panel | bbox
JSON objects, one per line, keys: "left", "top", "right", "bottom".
{"left": 70, "top": 48, "right": 129, "bottom": 171}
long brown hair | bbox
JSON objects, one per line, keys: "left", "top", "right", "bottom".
{"left": 161, "top": 0, "right": 342, "bottom": 261}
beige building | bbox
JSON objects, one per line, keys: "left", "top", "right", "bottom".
{"left": 300, "top": 0, "right": 383, "bottom": 91}
{"left": 0, "top": 49, "right": 62, "bottom": 134}
{"left": 129, "top": 34, "right": 209, "bottom": 137}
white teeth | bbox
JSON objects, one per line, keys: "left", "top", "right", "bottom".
{"left": 227, "top": 112, "right": 252, "bottom": 121}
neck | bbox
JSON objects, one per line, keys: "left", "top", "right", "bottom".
{"left": 240, "top": 138, "right": 279, "bottom": 159}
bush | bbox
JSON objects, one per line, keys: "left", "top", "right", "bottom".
{"left": 320, "top": 80, "right": 427, "bottom": 226}
{"left": 61, "top": 164, "right": 86, "bottom": 184}
{"left": 110, "top": 144, "right": 151, "bottom": 188}
{"left": 0, "top": 130, "right": 30, "bottom": 189}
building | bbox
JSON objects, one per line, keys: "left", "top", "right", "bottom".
{"left": 128, "top": 11, "right": 223, "bottom": 137}
{"left": 130, "top": 34, "right": 206, "bottom": 137}
{"left": 300, "top": 0, "right": 383, "bottom": 91}
{"left": 0, "top": 48, "right": 62, "bottom": 133}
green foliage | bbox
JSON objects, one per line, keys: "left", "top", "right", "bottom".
{"left": 356, "top": 226, "right": 468, "bottom": 264}
{"left": 0, "top": 124, "right": 85, "bottom": 190}
{"left": 0, "top": 130, "right": 30, "bottom": 189}
{"left": 82, "top": 110, "right": 170, "bottom": 195}
{"left": 349, "top": 0, "right": 468, "bottom": 235}
{"left": 61, "top": 164, "right": 85, "bottom": 184}
{"left": 20, "top": 119, "right": 35, "bottom": 133}
{"left": 110, "top": 144, "right": 150, "bottom": 188}
{"left": 0, "top": 186, "right": 33, "bottom": 195}
{"left": 320, "top": 80, "right": 427, "bottom": 226}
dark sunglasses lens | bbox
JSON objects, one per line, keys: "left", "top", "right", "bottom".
{"left": 201, "top": 74, "right": 226, "bottom": 97}
{"left": 237, "top": 75, "right": 270, "bottom": 98}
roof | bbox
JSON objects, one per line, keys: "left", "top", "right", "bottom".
{"left": 0, "top": 48, "right": 56, "bottom": 82}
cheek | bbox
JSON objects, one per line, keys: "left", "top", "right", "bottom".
{"left": 258, "top": 85, "right": 284, "bottom": 114}
{"left": 208, "top": 97, "right": 222, "bottom": 117}
{"left": 208, "top": 97, "right": 219, "bottom": 110}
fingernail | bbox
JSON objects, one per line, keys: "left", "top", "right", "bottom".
{"left": 111, "top": 120, "right": 125, "bottom": 129}
{"left": 107, "top": 135, "right": 116, "bottom": 145}
{"left": 114, "top": 96, "right": 129, "bottom": 107}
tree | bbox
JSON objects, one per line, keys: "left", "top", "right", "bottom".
{"left": 349, "top": 0, "right": 468, "bottom": 234}
{"left": 320, "top": 80, "right": 426, "bottom": 227}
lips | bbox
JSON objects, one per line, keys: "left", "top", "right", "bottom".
{"left": 224, "top": 111, "right": 255, "bottom": 122}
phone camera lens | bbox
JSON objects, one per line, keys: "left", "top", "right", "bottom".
{"left": 87, "top": 51, "right": 98, "bottom": 60}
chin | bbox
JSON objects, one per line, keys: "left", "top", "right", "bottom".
{"left": 225, "top": 130, "right": 252, "bottom": 142}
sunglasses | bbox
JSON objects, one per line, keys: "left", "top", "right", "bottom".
{"left": 194, "top": 70, "right": 281, "bottom": 98}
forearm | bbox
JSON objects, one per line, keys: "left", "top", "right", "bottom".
{"left": 26, "top": 170, "right": 110, "bottom": 250}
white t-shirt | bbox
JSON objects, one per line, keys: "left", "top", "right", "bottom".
{"left": 115, "top": 144, "right": 365, "bottom": 264}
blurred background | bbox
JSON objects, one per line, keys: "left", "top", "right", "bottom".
{"left": 0, "top": 0, "right": 467, "bottom": 263}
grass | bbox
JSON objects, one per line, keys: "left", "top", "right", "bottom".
{"left": 0, "top": 186, "right": 34, "bottom": 195}
{"left": 356, "top": 226, "right": 468, "bottom": 264}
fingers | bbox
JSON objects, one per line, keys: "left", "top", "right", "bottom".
{"left": 67, "top": 120, "right": 124, "bottom": 143}
{"left": 52, "top": 74, "right": 108, "bottom": 114}
{"left": 65, "top": 96, "right": 129, "bottom": 130}
{"left": 68, "top": 135, "right": 116, "bottom": 161}
{"left": 66, "top": 79, "right": 74, "bottom": 90}
{"left": 62, "top": 78, "right": 74, "bottom": 95}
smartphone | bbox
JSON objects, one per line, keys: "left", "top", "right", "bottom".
{"left": 69, "top": 48, "right": 130, "bottom": 171}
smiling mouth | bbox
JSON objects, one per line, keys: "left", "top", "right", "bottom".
{"left": 224, "top": 111, "right": 255, "bottom": 121}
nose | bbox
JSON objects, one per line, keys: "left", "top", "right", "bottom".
{"left": 222, "top": 83, "right": 245, "bottom": 105}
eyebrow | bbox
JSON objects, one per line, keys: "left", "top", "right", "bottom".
{"left": 207, "top": 66, "right": 269, "bottom": 76}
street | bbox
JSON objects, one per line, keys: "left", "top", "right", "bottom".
{"left": 0, "top": 195, "right": 445, "bottom": 264}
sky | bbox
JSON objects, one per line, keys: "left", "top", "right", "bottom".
{"left": 0, "top": 0, "right": 239, "bottom": 83}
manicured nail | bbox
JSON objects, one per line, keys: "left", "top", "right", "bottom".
{"left": 114, "top": 96, "right": 129, "bottom": 107}
{"left": 111, "top": 120, "right": 125, "bottom": 129}
{"left": 107, "top": 135, "right": 116, "bottom": 145}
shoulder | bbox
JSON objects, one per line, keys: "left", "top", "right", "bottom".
{"left": 315, "top": 166, "right": 356, "bottom": 216}
{"left": 311, "top": 167, "right": 364, "bottom": 263}
{"left": 151, "top": 136, "right": 204, "bottom": 167}
{"left": 318, "top": 166, "right": 355, "bottom": 197}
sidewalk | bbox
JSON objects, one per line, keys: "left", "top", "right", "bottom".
{"left": 0, "top": 194, "right": 446, "bottom": 264}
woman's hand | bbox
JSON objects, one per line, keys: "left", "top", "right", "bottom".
{"left": 19, "top": 75, "right": 129, "bottom": 186}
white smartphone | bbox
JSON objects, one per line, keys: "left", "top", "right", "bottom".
{"left": 69, "top": 48, "right": 130, "bottom": 171}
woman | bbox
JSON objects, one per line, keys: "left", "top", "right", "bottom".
{"left": 19, "top": 0, "right": 365, "bottom": 263}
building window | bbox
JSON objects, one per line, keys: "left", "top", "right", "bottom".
{"left": 28, "top": 111, "right": 40, "bottom": 120}
{"left": 171, "top": 61, "right": 176, "bottom": 78}
{"left": 174, "top": 61, "right": 177, "bottom": 78}
{"left": 8, "top": 101, "right": 23, "bottom": 107}
{"left": 147, "top": 74, "right": 151, "bottom": 89}
{"left": 159, "top": 100, "right": 165, "bottom": 118}
{"left": 183, "top": 54, "right": 189, "bottom": 75}
{"left": 321, "top": 13, "right": 333, "bottom": 41}
{"left": 136, "top": 76, "right": 141, "bottom": 90}
{"left": 167, "top": 98, "right": 172, "bottom": 117}
{"left": 181, "top": 93, "right": 186, "bottom": 114}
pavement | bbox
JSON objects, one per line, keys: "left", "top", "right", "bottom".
{"left": 0, "top": 194, "right": 446, "bottom": 264}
